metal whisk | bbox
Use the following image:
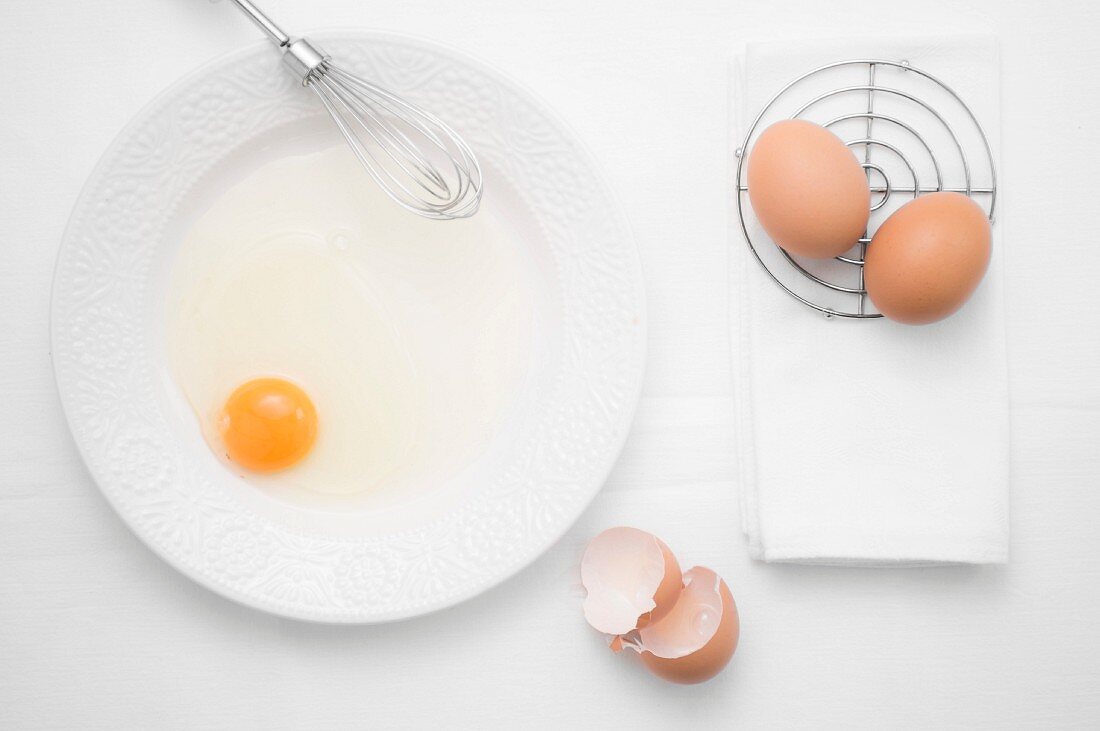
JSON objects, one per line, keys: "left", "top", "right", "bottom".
{"left": 224, "top": 0, "right": 482, "bottom": 220}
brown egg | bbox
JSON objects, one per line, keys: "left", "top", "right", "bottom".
{"left": 864, "top": 192, "right": 991, "bottom": 324}
{"left": 747, "top": 119, "right": 870, "bottom": 259}
{"left": 638, "top": 567, "right": 740, "bottom": 685}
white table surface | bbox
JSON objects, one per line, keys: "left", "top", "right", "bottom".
{"left": 3, "top": 1, "right": 1099, "bottom": 728}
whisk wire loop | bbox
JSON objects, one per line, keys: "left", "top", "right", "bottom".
{"left": 308, "top": 63, "right": 483, "bottom": 220}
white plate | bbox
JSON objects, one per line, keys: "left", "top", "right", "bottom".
{"left": 51, "top": 32, "right": 645, "bottom": 623}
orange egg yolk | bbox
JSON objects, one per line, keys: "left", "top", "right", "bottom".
{"left": 217, "top": 377, "right": 318, "bottom": 473}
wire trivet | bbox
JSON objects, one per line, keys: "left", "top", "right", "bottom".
{"left": 734, "top": 59, "right": 997, "bottom": 319}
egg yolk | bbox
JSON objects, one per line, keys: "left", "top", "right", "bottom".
{"left": 217, "top": 377, "right": 318, "bottom": 473}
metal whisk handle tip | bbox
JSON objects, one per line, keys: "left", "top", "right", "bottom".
{"left": 282, "top": 38, "right": 329, "bottom": 84}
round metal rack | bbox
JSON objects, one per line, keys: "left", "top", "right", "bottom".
{"left": 734, "top": 59, "right": 997, "bottom": 319}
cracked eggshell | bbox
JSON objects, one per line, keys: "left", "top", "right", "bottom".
{"left": 581, "top": 527, "right": 683, "bottom": 636}
{"left": 635, "top": 567, "right": 740, "bottom": 685}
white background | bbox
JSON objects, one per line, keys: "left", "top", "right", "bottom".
{"left": 2, "top": 0, "right": 1098, "bottom": 728}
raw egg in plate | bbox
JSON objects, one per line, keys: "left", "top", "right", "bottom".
{"left": 166, "top": 130, "right": 533, "bottom": 520}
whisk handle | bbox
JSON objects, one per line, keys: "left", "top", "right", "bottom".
{"left": 226, "top": 0, "right": 291, "bottom": 47}
{"left": 221, "top": 0, "right": 327, "bottom": 83}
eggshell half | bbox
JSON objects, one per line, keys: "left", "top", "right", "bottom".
{"left": 747, "top": 119, "right": 871, "bottom": 259}
{"left": 635, "top": 567, "right": 740, "bottom": 685}
{"left": 581, "top": 527, "right": 683, "bottom": 636}
{"left": 864, "top": 192, "right": 991, "bottom": 324}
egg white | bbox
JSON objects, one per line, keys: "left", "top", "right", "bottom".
{"left": 167, "top": 144, "right": 532, "bottom": 506}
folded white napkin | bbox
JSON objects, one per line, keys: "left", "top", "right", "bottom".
{"left": 730, "top": 36, "right": 1010, "bottom": 565}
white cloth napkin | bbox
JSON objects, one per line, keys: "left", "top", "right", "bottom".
{"left": 730, "top": 36, "right": 1010, "bottom": 565}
